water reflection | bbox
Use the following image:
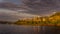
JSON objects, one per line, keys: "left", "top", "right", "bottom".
{"left": 0, "top": 24, "right": 60, "bottom": 34}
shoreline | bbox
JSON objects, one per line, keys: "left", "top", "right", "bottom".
{"left": 14, "top": 24, "right": 60, "bottom": 26}
{"left": 0, "top": 24, "right": 60, "bottom": 26}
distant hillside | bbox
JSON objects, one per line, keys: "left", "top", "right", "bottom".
{"left": 51, "top": 12, "right": 60, "bottom": 17}
{"left": 49, "top": 12, "right": 60, "bottom": 21}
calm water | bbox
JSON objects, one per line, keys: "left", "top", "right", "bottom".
{"left": 0, "top": 24, "right": 60, "bottom": 34}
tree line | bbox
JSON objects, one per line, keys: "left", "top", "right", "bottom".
{"left": 14, "top": 12, "right": 60, "bottom": 26}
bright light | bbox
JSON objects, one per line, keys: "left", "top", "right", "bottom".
{"left": 53, "top": 12, "right": 56, "bottom": 14}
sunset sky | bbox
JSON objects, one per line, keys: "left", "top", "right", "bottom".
{"left": 0, "top": 0, "right": 60, "bottom": 21}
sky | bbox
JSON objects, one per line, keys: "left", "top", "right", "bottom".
{"left": 0, "top": 0, "right": 3, "bottom": 2}
{"left": 0, "top": 0, "right": 60, "bottom": 21}
{"left": 3, "top": 0, "right": 22, "bottom": 4}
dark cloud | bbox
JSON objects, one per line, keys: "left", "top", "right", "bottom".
{"left": 23, "top": 0, "right": 56, "bottom": 9}
{"left": 0, "top": 2, "right": 19, "bottom": 9}
{"left": 0, "top": 0, "right": 60, "bottom": 21}
{"left": 0, "top": 9, "right": 19, "bottom": 21}
{"left": 22, "top": 0, "right": 60, "bottom": 16}
{"left": 0, "top": 9, "right": 38, "bottom": 21}
{"left": 1, "top": 0, "right": 60, "bottom": 16}
{"left": 2, "top": 0, "right": 22, "bottom": 4}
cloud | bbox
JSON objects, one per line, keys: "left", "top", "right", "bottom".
{"left": 0, "top": 9, "right": 39, "bottom": 21}
{"left": 21, "top": 0, "right": 60, "bottom": 16}
{"left": 0, "top": 0, "right": 3, "bottom": 2}
{"left": 0, "top": 0, "right": 60, "bottom": 15}
{"left": 0, "top": 0, "right": 60, "bottom": 21}
{"left": 0, "top": 9, "right": 19, "bottom": 21}
{"left": 1, "top": 0, "right": 60, "bottom": 15}
{"left": 3, "top": 0, "right": 22, "bottom": 4}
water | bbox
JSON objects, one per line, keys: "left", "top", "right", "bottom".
{"left": 0, "top": 24, "right": 60, "bottom": 34}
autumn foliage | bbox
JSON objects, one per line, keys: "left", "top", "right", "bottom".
{"left": 14, "top": 12, "right": 60, "bottom": 26}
